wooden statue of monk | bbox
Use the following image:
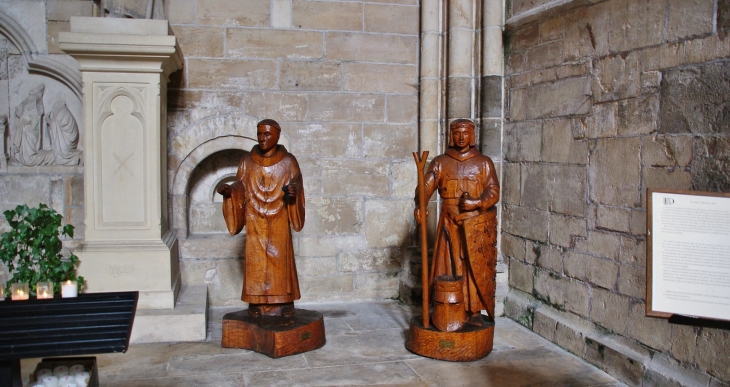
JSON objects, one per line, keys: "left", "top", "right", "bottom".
{"left": 414, "top": 119, "right": 500, "bottom": 330}
{"left": 217, "top": 119, "right": 305, "bottom": 318}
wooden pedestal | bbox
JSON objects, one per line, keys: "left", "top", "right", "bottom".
{"left": 222, "top": 309, "right": 326, "bottom": 358}
{"left": 405, "top": 316, "right": 494, "bottom": 361}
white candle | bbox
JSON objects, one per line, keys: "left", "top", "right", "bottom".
{"left": 69, "top": 365, "right": 85, "bottom": 375}
{"left": 59, "top": 382, "right": 77, "bottom": 387}
{"left": 10, "top": 283, "right": 29, "bottom": 300}
{"left": 36, "top": 368, "right": 53, "bottom": 379}
{"left": 37, "top": 282, "right": 54, "bottom": 299}
{"left": 74, "top": 372, "right": 89, "bottom": 387}
{"left": 41, "top": 375, "right": 59, "bottom": 387}
{"left": 53, "top": 365, "right": 69, "bottom": 377}
{"left": 61, "top": 281, "right": 78, "bottom": 298}
{"left": 59, "top": 375, "right": 76, "bottom": 384}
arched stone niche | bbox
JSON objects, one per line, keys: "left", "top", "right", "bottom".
{"left": 169, "top": 115, "right": 291, "bottom": 240}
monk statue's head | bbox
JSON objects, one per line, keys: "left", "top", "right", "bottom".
{"left": 257, "top": 119, "right": 281, "bottom": 153}
{"left": 448, "top": 119, "right": 476, "bottom": 149}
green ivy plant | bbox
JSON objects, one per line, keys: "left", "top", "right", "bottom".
{"left": 0, "top": 203, "right": 85, "bottom": 296}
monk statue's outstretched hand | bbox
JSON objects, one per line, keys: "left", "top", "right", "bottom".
{"left": 217, "top": 184, "right": 233, "bottom": 197}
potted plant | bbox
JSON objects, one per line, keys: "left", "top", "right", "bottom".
{"left": 0, "top": 203, "right": 85, "bottom": 296}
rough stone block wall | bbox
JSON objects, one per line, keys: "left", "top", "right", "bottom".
{"left": 165, "top": 0, "right": 420, "bottom": 306}
{"left": 503, "top": 0, "right": 730, "bottom": 385}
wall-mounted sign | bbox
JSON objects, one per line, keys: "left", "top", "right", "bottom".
{"left": 646, "top": 189, "right": 730, "bottom": 322}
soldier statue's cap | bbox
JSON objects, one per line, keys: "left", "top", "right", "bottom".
{"left": 257, "top": 119, "right": 281, "bottom": 132}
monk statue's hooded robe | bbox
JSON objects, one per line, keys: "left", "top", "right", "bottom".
{"left": 221, "top": 144, "right": 305, "bottom": 305}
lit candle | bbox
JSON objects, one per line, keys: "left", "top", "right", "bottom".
{"left": 37, "top": 282, "right": 54, "bottom": 299}
{"left": 10, "top": 283, "right": 29, "bottom": 300}
{"left": 0, "top": 286, "right": 5, "bottom": 301}
{"left": 61, "top": 280, "right": 78, "bottom": 298}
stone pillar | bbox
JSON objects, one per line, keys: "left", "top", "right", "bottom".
{"left": 59, "top": 17, "right": 183, "bottom": 310}
{"left": 447, "top": 0, "right": 478, "bottom": 122}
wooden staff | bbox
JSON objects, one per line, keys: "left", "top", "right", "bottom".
{"left": 413, "top": 151, "right": 430, "bottom": 328}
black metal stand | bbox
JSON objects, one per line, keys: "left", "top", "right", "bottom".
{"left": 0, "top": 291, "right": 138, "bottom": 386}
{"left": 669, "top": 314, "right": 730, "bottom": 331}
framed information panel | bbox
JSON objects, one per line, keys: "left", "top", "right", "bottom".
{"left": 647, "top": 189, "right": 730, "bottom": 322}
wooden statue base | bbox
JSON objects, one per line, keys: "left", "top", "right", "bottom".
{"left": 222, "top": 309, "right": 325, "bottom": 358}
{"left": 405, "top": 316, "right": 494, "bottom": 361}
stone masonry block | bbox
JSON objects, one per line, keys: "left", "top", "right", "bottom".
{"left": 640, "top": 43, "right": 686, "bottom": 72}
{"left": 244, "top": 92, "right": 308, "bottom": 121}
{"left": 325, "top": 32, "right": 417, "bottom": 64}
{"left": 593, "top": 52, "right": 641, "bottom": 103}
{"left": 564, "top": 251, "right": 618, "bottom": 290}
{"left": 363, "top": 124, "right": 417, "bottom": 159}
{"left": 322, "top": 159, "right": 389, "bottom": 197}
{"left": 575, "top": 231, "right": 621, "bottom": 261}
{"left": 168, "top": 90, "right": 245, "bottom": 111}
{"left": 65, "top": 175, "right": 84, "bottom": 206}
{"left": 507, "top": 23, "right": 539, "bottom": 51}
{"left": 695, "top": 327, "right": 730, "bottom": 381}
{"left": 526, "top": 77, "right": 592, "bottom": 119}
{"left": 0, "top": 175, "right": 50, "bottom": 207}
{"left": 502, "top": 161, "right": 521, "bottom": 206}
{"left": 280, "top": 61, "right": 341, "bottom": 91}
{"left": 447, "top": 77, "right": 472, "bottom": 118}
{"left": 642, "top": 135, "right": 693, "bottom": 168}
{"left": 644, "top": 353, "right": 714, "bottom": 387}
{"left": 364, "top": 200, "right": 414, "bottom": 248}
{"left": 532, "top": 307, "right": 557, "bottom": 342}
{"left": 364, "top": 4, "right": 419, "bottom": 34}
{"left": 390, "top": 160, "right": 417, "bottom": 199}
{"left": 47, "top": 0, "right": 93, "bottom": 21}
{"left": 667, "top": 0, "right": 715, "bottom": 41}
{"left": 640, "top": 167, "right": 692, "bottom": 206}
{"left": 590, "top": 287, "right": 629, "bottom": 335}
{"left": 504, "top": 121, "right": 541, "bottom": 162}
{"left": 629, "top": 209, "right": 646, "bottom": 236}
{"left": 509, "top": 257, "right": 534, "bottom": 294}
{"left": 521, "top": 164, "right": 586, "bottom": 216}
{"left": 292, "top": 0, "right": 362, "bottom": 31}
{"left": 287, "top": 123, "right": 361, "bottom": 158}
{"left": 542, "top": 118, "right": 588, "bottom": 164}
{"left": 164, "top": 0, "right": 195, "bottom": 23}
{"left": 187, "top": 59, "right": 277, "bottom": 90}
{"left": 628, "top": 301, "right": 671, "bottom": 352}
{"left": 584, "top": 102, "right": 617, "bottom": 139}
{"left": 596, "top": 206, "right": 631, "bottom": 233}
{"left": 508, "top": 87, "right": 526, "bottom": 120}
{"left": 618, "top": 263, "right": 645, "bottom": 299}
{"left": 227, "top": 29, "right": 323, "bottom": 59}
{"left": 536, "top": 244, "right": 563, "bottom": 273}
{"left": 196, "top": 0, "right": 270, "bottom": 27}
{"left": 300, "top": 196, "right": 363, "bottom": 236}
{"left": 549, "top": 213, "right": 587, "bottom": 248}
{"left": 297, "top": 235, "right": 365, "bottom": 258}
{"left": 354, "top": 272, "right": 400, "bottom": 299}
{"left": 299, "top": 274, "right": 355, "bottom": 301}
{"left": 343, "top": 63, "right": 417, "bottom": 94}
{"left": 539, "top": 16, "right": 564, "bottom": 43}
{"left": 619, "top": 236, "right": 646, "bottom": 267}
{"left": 503, "top": 289, "right": 539, "bottom": 329}
{"left": 386, "top": 94, "right": 418, "bottom": 123}
{"left": 501, "top": 232, "right": 526, "bottom": 262}
{"left": 618, "top": 96, "right": 659, "bottom": 137}
{"left": 481, "top": 76, "right": 503, "bottom": 118}
{"left": 502, "top": 205, "right": 549, "bottom": 242}
{"left": 589, "top": 137, "right": 641, "bottom": 207}
{"left": 524, "top": 41, "right": 563, "bottom": 72}
{"left": 608, "top": 0, "right": 665, "bottom": 53}
{"left": 659, "top": 62, "right": 730, "bottom": 135}
{"left": 690, "top": 136, "right": 730, "bottom": 192}
{"left": 480, "top": 119, "right": 501, "bottom": 159}
{"left": 685, "top": 35, "right": 730, "bottom": 65}
{"left": 563, "top": 4, "right": 610, "bottom": 61}
{"left": 670, "top": 324, "right": 698, "bottom": 364}
{"left": 339, "top": 248, "right": 403, "bottom": 272}
{"left": 179, "top": 258, "right": 244, "bottom": 307}
{"left": 171, "top": 26, "right": 224, "bottom": 58}
{"left": 47, "top": 21, "right": 69, "bottom": 55}
{"left": 584, "top": 332, "right": 649, "bottom": 387}
{"left": 534, "top": 270, "right": 591, "bottom": 317}
{"left": 296, "top": 256, "right": 338, "bottom": 276}
{"left": 309, "top": 93, "right": 385, "bottom": 122}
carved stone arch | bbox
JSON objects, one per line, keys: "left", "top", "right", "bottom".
{"left": 96, "top": 87, "right": 146, "bottom": 130}
{"left": 0, "top": 9, "right": 82, "bottom": 101}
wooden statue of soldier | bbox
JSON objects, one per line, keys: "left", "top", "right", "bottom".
{"left": 407, "top": 119, "right": 500, "bottom": 361}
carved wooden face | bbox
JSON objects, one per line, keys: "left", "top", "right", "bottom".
{"left": 257, "top": 124, "right": 280, "bottom": 153}
{"left": 450, "top": 125, "right": 473, "bottom": 150}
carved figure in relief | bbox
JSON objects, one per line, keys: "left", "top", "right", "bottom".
{"left": 217, "top": 119, "right": 305, "bottom": 318}
{"left": 414, "top": 119, "right": 500, "bottom": 330}
{"left": 11, "top": 84, "right": 55, "bottom": 166}
{"left": 96, "top": 0, "right": 165, "bottom": 19}
{"left": 48, "top": 100, "right": 81, "bottom": 166}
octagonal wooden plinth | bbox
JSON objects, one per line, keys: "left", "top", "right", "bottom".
{"left": 222, "top": 309, "right": 325, "bottom": 358}
{"left": 405, "top": 316, "right": 494, "bottom": 361}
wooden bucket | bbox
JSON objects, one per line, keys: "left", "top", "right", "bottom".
{"left": 431, "top": 275, "right": 467, "bottom": 332}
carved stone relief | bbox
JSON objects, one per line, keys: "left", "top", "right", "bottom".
{"left": 0, "top": 115, "right": 7, "bottom": 172}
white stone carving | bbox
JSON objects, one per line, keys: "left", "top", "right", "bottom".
{"left": 48, "top": 100, "right": 82, "bottom": 166}
{"left": 97, "top": 0, "right": 165, "bottom": 19}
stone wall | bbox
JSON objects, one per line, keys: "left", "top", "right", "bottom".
{"left": 163, "top": 0, "right": 420, "bottom": 306}
{"left": 502, "top": 0, "right": 730, "bottom": 385}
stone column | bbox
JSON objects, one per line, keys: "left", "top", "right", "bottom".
{"left": 447, "top": 0, "right": 478, "bottom": 122}
{"left": 59, "top": 17, "right": 183, "bottom": 310}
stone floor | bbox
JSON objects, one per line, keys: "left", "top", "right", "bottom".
{"left": 21, "top": 301, "right": 626, "bottom": 387}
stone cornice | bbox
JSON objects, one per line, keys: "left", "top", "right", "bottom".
{"left": 505, "top": 0, "right": 604, "bottom": 31}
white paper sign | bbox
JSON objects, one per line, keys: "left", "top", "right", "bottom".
{"left": 651, "top": 191, "right": 730, "bottom": 321}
